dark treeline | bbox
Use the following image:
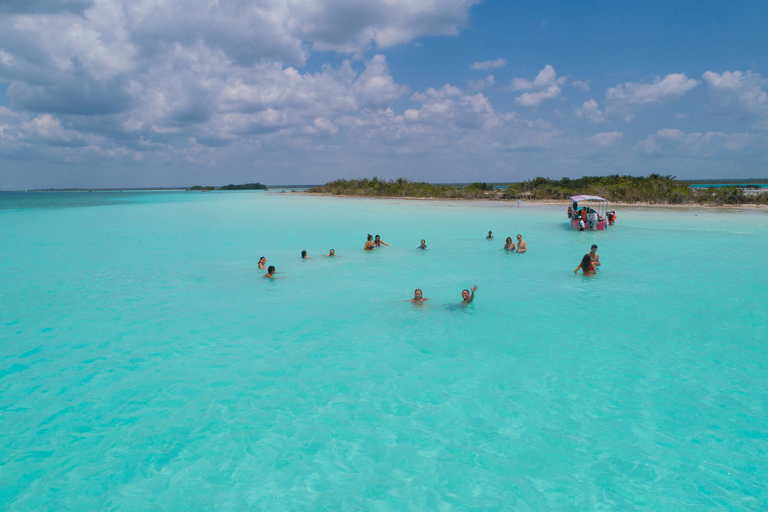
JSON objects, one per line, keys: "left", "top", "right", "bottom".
{"left": 307, "top": 175, "right": 768, "bottom": 205}
{"left": 189, "top": 183, "right": 268, "bottom": 191}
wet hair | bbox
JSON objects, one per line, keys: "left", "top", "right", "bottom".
{"left": 375, "top": 234, "right": 380, "bottom": 239}
{"left": 259, "top": 256, "right": 265, "bottom": 260}
{"left": 267, "top": 265, "right": 275, "bottom": 274}
{"left": 415, "top": 288, "right": 422, "bottom": 295}
{"left": 301, "top": 250, "right": 307, "bottom": 258}
{"left": 591, "top": 244, "right": 598, "bottom": 249}
{"left": 367, "top": 234, "right": 373, "bottom": 241}
{"left": 517, "top": 234, "right": 522, "bottom": 238}
{"left": 462, "top": 289, "right": 470, "bottom": 295}
{"left": 580, "top": 254, "right": 592, "bottom": 273}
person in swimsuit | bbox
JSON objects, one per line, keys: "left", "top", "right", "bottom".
{"left": 263, "top": 265, "right": 277, "bottom": 279}
{"left": 301, "top": 250, "right": 311, "bottom": 259}
{"left": 418, "top": 240, "right": 427, "bottom": 249}
{"left": 574, "top": 254, "right": 596, "bottom": 275}
{"left": 516, "top": 234, "right": 527, "bottom": 253}
{"left": 589, "top": 244, "right": 600, "bottom": 268}
{"left": 486, "top": 231, "right": 493, "bottom": 240}
{"left": 461, "top": 285, "right": 478, "bottom": 305}
{"left": 326, "top": 249, "right": 337, "bottom": 257}
{"left": 258, "top": 256, "right": 267, "bottom": 269}
{"left": 364, "top": 234, "right": 375, "bottom": 251}
{"left": 374, "top": 235, "right": 389, "bottom": 247}
{"left": 410, "top": 288, "right": 428, "bottom": 304}
{"left": 503, "top": 237, "right": 515, "bottom": 251}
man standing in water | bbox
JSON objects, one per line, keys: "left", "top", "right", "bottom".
{"left": 516, "top": 235, "right": 527, "bottom": 253}
{"left": 461, "top": 285, "right": 478, "bottom": 305}
{"left": 589, "top": 244, "right": 601, "bottom": 268}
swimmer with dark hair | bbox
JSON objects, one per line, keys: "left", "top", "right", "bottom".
{"left": 301, "top": 250, "right": 311, "bottom": 259}
{"left": 589, "top": 244, "right": 600, "bottom": 267}
{"left": 486, "top": 231, "right": 493, "bottom": 240}
{"left": 503, "top": 237, "right": 515, "bottom": 251}
{"left": 574, "top": 254, "right": 596, "bottom": 276}
{"left": 364, "top": 234, "right": 375, "bottom": 251}
{"left": 258, "top": 256, "right": 268, "bottom": 269}
{"left": 263, "top": 265, "right": 277, "bottom": 279}
{"left": 374, "top": 235, "right": 389, "bottom": 247}
{"left": 461, "top": 285, "right": 478, "bottom": 304}
{"left": 326, "top": 249, "right": 338, "bottom": 257}
{"left": 418, "top": 239, "right": 427, "bottom": 249}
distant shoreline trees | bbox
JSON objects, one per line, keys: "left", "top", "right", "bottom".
{"left": 188, "top": 183, "right": 268, "bottom": 191}
{"left": 306, "top": 175, "right": 768, "bottom": 205}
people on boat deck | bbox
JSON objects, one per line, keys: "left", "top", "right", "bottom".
{"left": 364, "top": 234, "right": 375, "bottom": 250}
{"left": 486, "top": 231, "right": 493, "bottom": 239}
{"left": 504, "top": 237, "right": 515, "bottom": 251}
{"left": 374, "top": 235, "right": 389, "bottom": 247}
{"left": 589, "top": 244, "right": 600, "bottom": 268}
{"left": 461, "top": 285, "right": 478, "bottom": 304}
{"left": 418, "top": 239, "right": 427, "bottom": 249}
{"left": 516, "top": 235, "right": 527, "bottom": 253}
{"left": 326, "top": 249, "right": 337, "bottom": 257}
{"left": 263, "top": 265, "right": 276, "bottom": 279}
{"left": 574, "top": 254, "right": 596, "bottom": 275}
{"left": 301, "top": 250, "right": 311, "bottom": 259}
{"left": 258, "top": 256, "right": 268, "bottom": 269}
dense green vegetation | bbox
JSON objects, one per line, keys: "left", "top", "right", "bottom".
{"left": 219, "top": 183, "right": 268, "bottom": 190}
{"left": 307, "top": 175, "right": 768, "bottom": 205}
{"left": 188, "top": 182, "right": 268, "bottom": 191}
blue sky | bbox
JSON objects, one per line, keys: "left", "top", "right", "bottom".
{"left": 0, "top": 0, "right": 766, "bottom": 189}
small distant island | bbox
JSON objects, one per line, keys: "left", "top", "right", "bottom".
{"left": 187, "top": 183, "right": 268, "bottom": 191}
{"left": 307, "top": 175, "right": 768, "bottom": 206}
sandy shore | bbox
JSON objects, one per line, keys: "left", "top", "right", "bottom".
{"left": 298, "top": 192, "right": 768, "bottom": 210}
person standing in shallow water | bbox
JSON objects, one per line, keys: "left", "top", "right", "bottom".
{"left": 574, "top": 254, "right": 596, "bottom": 276}
{"left": 326, "top": 249, "right": 338, "bottom": 257}
{"left": 263, "top": 265, "right": 277, "bottom": 279}
{"left": 516, "top": 235, "right": 527, "bottom": 253}
{"left": 589, "top": 244, "right": 600, "bottom": 268}
{"left": 364, "top": 234, "right": 375, "bottom": 251}
{"left": 486, "top": 231, "right": 494, "bottom": 240}
{"left": 503, "top": 237, "right": 515, "bottom": 251}
{"left": 418, "top": 240, "right": 427, "bottom": 249}
{"left": 374, "top": 235, "right": 389, "bottom": 247}
{"left": 258, "top": 256, "right": 267, "bottom": 269}
{"left": 301, "top": 250, "right": 311, "bottom": 259}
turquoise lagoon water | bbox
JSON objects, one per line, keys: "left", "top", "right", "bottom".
{"left": 1, "top": 191, "right": 767, "bottom": 510}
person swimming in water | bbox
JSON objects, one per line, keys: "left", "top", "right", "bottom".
{"left": 574, "top": 254, "right": 596, "bottom": 276}
{"left": 410, "top": 288, "right": 428, "bottom": 304}
{"left": 461, "top": 285, "right": 478, "bottom": 305}
{"left": 263, "top": 265, "right": 277, "bottom": 279}
{"left": 516, "top": 234, "right": 527, "bottom": 253}
{"left": 374, "top": 235, "right": 389, "bottom": 247}
{"left": 364, "top": 234, "right": 375, "bottom": 251}
{"left": 326, "top": 249, "right": 337, "bottom": 257}
{"left": 486, "top": 231, "right": 493, "bottom": 240}
{"left": 301, "top": 250, "right": 311, "bottom": 259}
{"left": 418, "top": 239, "right": 427, "bottom": 249}
{"left": 503, "top": 237, "right": 515, "bottom": 251}
{"left": 258, "top": 256, "right": 268, "bottom": 269}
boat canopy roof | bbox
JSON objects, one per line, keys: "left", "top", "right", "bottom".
{"left": 570, "top": 195, "right": 608, "bottom": 202}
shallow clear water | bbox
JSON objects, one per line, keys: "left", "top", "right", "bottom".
{"left": 1, "top": 191, "right": 767, "bottom": 510}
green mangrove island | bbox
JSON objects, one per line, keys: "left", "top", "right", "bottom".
{"left": 307, "top": 175, "right": 768, "bottom": 206}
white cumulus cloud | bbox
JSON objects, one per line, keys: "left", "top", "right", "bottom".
{"left": 512, "top": 65, "right": 566, "bottom": 107}
{"left": 471, "top": 58, "right": 506, "bottom": 70}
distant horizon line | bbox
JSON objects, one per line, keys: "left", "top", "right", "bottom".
{"left": 4, "top": 177, "right": 768, "bottom": 193}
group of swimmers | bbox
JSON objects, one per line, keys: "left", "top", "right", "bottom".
{"left": 260, "top": 233, "right": 601, "bottom": 301}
